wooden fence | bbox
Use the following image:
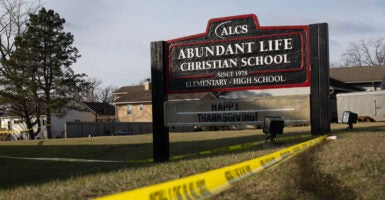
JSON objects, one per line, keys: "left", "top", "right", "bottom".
{"left": 65, "top": 122, "right": 152, "bottom": 138}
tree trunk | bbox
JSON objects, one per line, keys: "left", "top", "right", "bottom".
{"left": 45, "top": 86, "right": 53, "bottom": 138}
{"left": 24, "top": 115, "right": 41, "bottom": 139}
{"left": 46, "top": 108, "right": 52, "bottom": 138}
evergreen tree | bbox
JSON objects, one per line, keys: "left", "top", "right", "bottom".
{"left": 9, "top": 8, "right": 90, "bottom": 138}
{"left": 0, "top": 48, "right": 42, "bottom": 139}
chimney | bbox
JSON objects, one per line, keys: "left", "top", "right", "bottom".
{"left": 144, "top": 78, "right": 151, "bottom": 91}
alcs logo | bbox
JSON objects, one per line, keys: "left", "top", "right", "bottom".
{"left": 214, "top": 21, "right": 248, "bottom": 39}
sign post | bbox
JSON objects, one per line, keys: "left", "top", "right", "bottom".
{"left": 310, "top": 23, "right": 330, "bottom": 135}
{"left": 151, "top": 41, "right": 169, "bottom": 162}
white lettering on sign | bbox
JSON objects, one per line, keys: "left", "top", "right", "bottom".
{"left": 169, "top": 32, "right": 306, "bottom": 91}
{"left": 176, "top": 38, "right": 293, "bottom": 61}
{"left": 214, "top": 21, "right": 248, "bottom": 39}
{"left": 178, "top": 53, "right": 290, "bottom": 73}
{"left": 259, "top": 38, "right": 293, "bottom": 52}
{"left": 177, "top": 42, "right": 254, "bottom": 60}
{"left": 253, "top": 75, "right": 286, "bottom": 84}
{"left": 232, "top": 75, "right": 286, "bottom": 85}
{"left": 184, "top": 75, "right": 286, "bottom": 88}
{"left": 240, "top": 54, "right": 290, "bottom": 66}
{"left": 185, "top": 79, "right": 228, "bottom": 88}
{"left": 174, "top": 36, "right": 298, "bottom": 73}
{"left": 180, "top": 58, "right": 238, "bottom": 72}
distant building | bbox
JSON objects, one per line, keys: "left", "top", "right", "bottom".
{"left": 81, "top": 102, "right": 115, "bottom": 122}
{"left": 0, "top": 102, "right": 115, "bottom": 139}
{"left": 330, "top": 65, "right": 385, "bottom": 91}
{"left": 113, "top": 85, "right": 152, "bottom": 122}
{"left": 112, "top": 85, "right": 217, "bottom": 123}
{"left": 49, "top": 102, "right": 115, "bottom": 138}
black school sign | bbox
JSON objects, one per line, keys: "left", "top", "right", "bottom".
{"left": 166, "top": 14, "right": 309, "bottom": 93}
{"left": 151, "top": 14, "right": 330, "bottom": 162}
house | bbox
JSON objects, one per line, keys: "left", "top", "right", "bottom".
{"left": 0, "top": 112, "right": 42, "bottom": 140}
{"left": 82, "top": 102, "right": 115, "bottom": 122}
{"left": 112, "top": 84, "right": 217, "bottom": 123}
{"left": 0, "top": 102, "right": 115, "bottom": 139}
{"left": 330, "top": 65, "right": 385, "bottom": 91}
{"left": 113, "top": 85, "right": 152, "bottom": 122}
{"left": 49, "top": 102, "right": 115, "bottom": 137}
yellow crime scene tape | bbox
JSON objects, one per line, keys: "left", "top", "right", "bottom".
{"left": 0, "top": 129, "right": 28, "bottom": 134}
{"left": 0, "top": 155, "right": 153, "bottom": 163}
{"left": 0, "top": 127, "right": 39, "bottom": 135}
{"left": 0, "top": 155, "right": 130, "bottom": 163}
{"left": 0, "top": 124, "right": 51, "bottom": 135}
{"left": 170, "top": 134, "right": 310, "bottom": 160}
{"left": 95, "top": 135, "right": 327, "bottom": 200}
{"left": 0, "top": 134, "right": 310, "bottom": 163}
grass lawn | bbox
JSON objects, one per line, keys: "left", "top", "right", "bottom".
{"left": 0, "top": 122, "right": 384, "bottom": 199}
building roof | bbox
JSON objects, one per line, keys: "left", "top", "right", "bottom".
{"left": 113, "top": 85, "right": 216, "bottom": 104}
{"left": 82, "top": 102, "right": 115, "bottom": 116}
{"left": 330, "top": 65, "right": 385, "bottom": 83}
{"left": 113, "top": 85, "right": 152, "bottom": 104}
{"left": 330, "top": 78, "right": 365, "bottom": 92}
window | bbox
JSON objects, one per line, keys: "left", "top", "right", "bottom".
{"left": 14, "top": 120, "right": 23, "bottom": 124}
{"left": 139, "top": 104, "right": 144, "bottom": 111}
{"left": 127, "top": 104, "right": 133, "bottom": 115}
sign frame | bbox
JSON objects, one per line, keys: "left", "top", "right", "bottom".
{"left": 150, "top": 14, "right": 330, "bottom": 162}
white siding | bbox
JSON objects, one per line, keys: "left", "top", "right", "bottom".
{"left": 0, "top": 110, "right": 96, "bottom": 139}
{"left": 50, "top": 110, "right": 95, "bottom": 137}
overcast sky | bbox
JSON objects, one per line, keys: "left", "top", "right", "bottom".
{"left": 45, "top": 0, "right": 385, "bottom": 87}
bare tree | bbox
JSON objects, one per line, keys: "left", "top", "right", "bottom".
{"left": 0, "top": 0, "right": 41, "bottom": 60}
{"left": 83, "top": 77, "right": 102, "bottom": 102}
{"left": 97, "top": 86, "right": 117, "bottom": 103}
{"left": 342, "top": 38, "right": 385, "bottom": 67}
{"left": 83, "top": 77, "right": 116, "bottom": 103}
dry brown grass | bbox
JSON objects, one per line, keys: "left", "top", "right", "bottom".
{"left": 210, "top": 123, "right": 385, "bottom": 200}
{"left": 0, "top": 122, "right": 384, "bottom": 200}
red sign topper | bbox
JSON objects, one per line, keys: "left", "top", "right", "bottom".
{"left": 165, "top": 14, "right": 310, "bottom": 94}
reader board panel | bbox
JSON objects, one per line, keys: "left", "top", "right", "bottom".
{"left": 165, "top": 95, "right": 310, "bottom": 127}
